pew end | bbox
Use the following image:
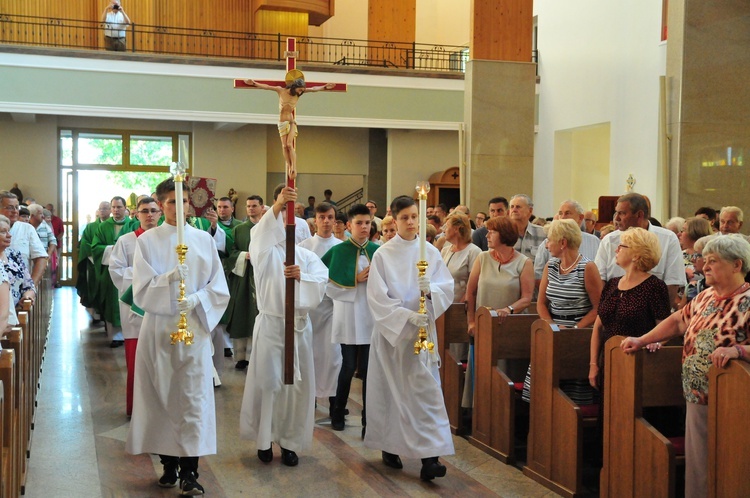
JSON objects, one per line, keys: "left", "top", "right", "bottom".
{"left": 523, "top": 320, "right": 596, "bottom": 498}
{"left": 469, "top": 308, "right": 539, "bottom": 463}
{"left": 435, "top": 303, "right": 470, "bottom": 434}
{"left": 707, "top": 360, "right": 750, "bottom": 498}
{"left": 600, "top": 336, "right": 685, "bottom": 498}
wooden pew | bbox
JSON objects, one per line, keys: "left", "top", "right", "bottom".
{"left": 16, "top": 309, "right": 33, "bottom": 461}
{"left": 2, "top": 327, "right": 26, "bottom": 496}
{"left": 0, "top": 349, "right": 17, "bottom": 498}
{"left": 523, "top": 320, "right": 596, "bottom": 498}
{"left": 600, "top": 336, "right": 684, "bottom": 498}
{"left": 469, "top": 308, "right": 539, "bottom": 463}
{"left": 708, "top": 359, "right": 750, "bottom": 498}
{"left": 435, "top": 303, "right": 470, "bottom": 434}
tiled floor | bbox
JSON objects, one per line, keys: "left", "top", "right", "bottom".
{"left": 24, "top": 288, "right": 557, "bottom": 497}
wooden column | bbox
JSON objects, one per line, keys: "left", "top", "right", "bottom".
{"left": 470, "top": 0, "right": 533, "bottom": 62}
{"left": 367, "top": 0, "right": 415, "bottom": 43}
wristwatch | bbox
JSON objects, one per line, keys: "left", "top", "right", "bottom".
{"left": 507, "top": 305, "right": 515, "bottom": 314}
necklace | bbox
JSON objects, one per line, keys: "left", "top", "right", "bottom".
{"left": 714, "top": 282, "right": 750, "bottom": 301}
{"left": 559, "top": 253, "right": 581, "bottom": 273}
{"left": 490, "top": 248, "right": 514, "bottom": 265}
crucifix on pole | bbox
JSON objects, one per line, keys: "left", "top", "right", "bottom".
{"left": 234, "top": 37, "right": 347, "bottom": 384}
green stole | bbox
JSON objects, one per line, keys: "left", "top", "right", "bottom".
{"left": 321, "top": 238, "right": 378, "bottom": 288}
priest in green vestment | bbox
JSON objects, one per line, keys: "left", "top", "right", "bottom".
{"left": 76, "top": 201, "right": 110, "bottom": 320}
{"left": 91, "top": 196, "right": 136, "bottom": 346}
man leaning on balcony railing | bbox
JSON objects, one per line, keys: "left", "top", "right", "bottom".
{"left": 101, "top": 0, "right": 131, "bottom": 52}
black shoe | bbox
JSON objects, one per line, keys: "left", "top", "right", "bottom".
{"left": 420, "top": 457, "right": 447, "bottom": 481}
{"left": 235, "top": 360, "right": 249, "bottom": 370}
{"left": 257, "top": 447, "right": 273, "bottom": 463}
{"left": 179, "top": 472, "right": 204, "bottom": 496}
{"left": 224, "top": 348, "right": 233, "bottom": 357}
{"left": 158, "top": 465, "right": 179, "bottom": 488}
{"left": 281, "top": 448, "right": 299, "bottom": 467}
{"left": 109, "top": 340, "right": 124, "bottom": 348}
{"left": 331, "top": 409, "right": 345, "bottom": 431}
{"left": 361, "top": 426, "right": 366, "bottom": 440}
{"left": 382, "top": 451, "right": 403, "bottom": 469}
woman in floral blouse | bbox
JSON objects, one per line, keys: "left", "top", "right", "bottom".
{"left": 621, "top": 234, "right": 750, "bottom": 498}
{"left": 0, "top": 215, "right": 36, "bottom": 311}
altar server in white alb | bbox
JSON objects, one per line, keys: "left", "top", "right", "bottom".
{"left": 126, "top": 178, "right": 229, "bottom": 496}
{"left": 239, "top": 184, "right": 328, "bottom": 467}
{"left": 365, "top": 195, "right": 455, "bottom": 481}
{"left": 108, "top": 196, "right": 160, "bottom": 417}
{"left": 297, "top": 201, "right": 342, "bottom": 417}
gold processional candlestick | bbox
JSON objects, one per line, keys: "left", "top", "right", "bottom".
{"left": 169, "top": 163, "right": 193, "bottom": 345}
{"left": 414, "top": 180, "right": 434, "bottom": 355}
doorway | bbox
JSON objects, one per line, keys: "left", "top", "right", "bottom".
{"left": 58, "top": 129, "right": 190, "bottom": 285}
{"left": 553, "top": 123, "right": 610, "bottom": 213}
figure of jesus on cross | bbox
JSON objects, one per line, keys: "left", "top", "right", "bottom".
{"left": 234, "top": 38, "right": 346, "bottom": 385}
{"left": 245, "top": 74, "right": 335, "bottom": 180}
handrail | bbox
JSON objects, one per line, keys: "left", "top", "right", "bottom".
{"left": 0, "top": 12, "right": 472, "bottom": 73}
{"left": 334, "top": 188, "right": 364, "bottom": 214}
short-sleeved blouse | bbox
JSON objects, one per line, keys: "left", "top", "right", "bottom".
{"left": 1, "top": 248, "right": 36, "bottom": 306}
{"left": 442, "top": 243, "right": 481, "bottom": 303}
{"left": 597, "top": 275, "right": 671, "bottom": 344}
{"left": 475, "top": 250, "right": 529, "bottom": 311}
{"left": 680, "top": 284, "right": 750, "bottom": 405}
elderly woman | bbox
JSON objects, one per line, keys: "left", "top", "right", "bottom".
{"left": 683, "top": 234, "right": 716, "bottom": 303}
{"left": 621, "top": 234, "right": 750, "bottom": 498}
{"left": 465, "top": 216, "right": 534, "bottom": 407}
{"left": 380, "top": 216, "right": 396, "bottom": 244}
{"left": 0, "top": 215, "right": 36, "bottom": 313}
{"left": 589, "top": 227, "right": 671, "bottom": 389}
{"left": 522, "top": 219, "right": 603, "bottom": 403}
{"left": 441, "top": 212, "right": 481, "bottom": 304}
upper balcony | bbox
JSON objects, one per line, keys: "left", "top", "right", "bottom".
{"left": 0, "top": 12, "right": 470, "bottom": 79}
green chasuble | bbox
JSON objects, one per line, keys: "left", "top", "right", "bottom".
{"left": 224, "top": 220, "right": 258, "bottom": 339}
{"left": 91, "top": 217, "right": 136, "bottom": 326}
{"left": 321, "top": 238, "right": 379, "bottom": 288}
{"left": 75, "top": 218, "right": 102, "bottom": 310}
{"left": 217, "top": 217, "right": 242, "bottom": 256}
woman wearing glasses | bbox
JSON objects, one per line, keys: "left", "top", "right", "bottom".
{"left": 588, "top": 227, "right": 672, "bottom": 390}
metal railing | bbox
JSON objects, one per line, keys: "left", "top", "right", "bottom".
{"left": 334, "top": 188, "right": 364, "bottom": 215}
{"left": 0, "top": 13, "right": 470, "bottom": 73}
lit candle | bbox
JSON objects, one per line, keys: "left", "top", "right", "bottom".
{"left": 171, "top": 161, "right": 186, "bottom": 245}
{"left": 415, "top": 181, "right": 430, "bottom": 261}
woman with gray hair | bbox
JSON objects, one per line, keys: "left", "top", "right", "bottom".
{"left": 621, "top": 234, "right": 750, "bottom": 498}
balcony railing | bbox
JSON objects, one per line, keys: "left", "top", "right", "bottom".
{"left": 0, "top": 13, "right": 471, "bottom": 73}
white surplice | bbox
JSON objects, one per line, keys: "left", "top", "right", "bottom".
{"left": 298, "top": 234, "right": 343, "bottom": 397}
{"left": 327, "top": 253, "right": 373, "bottom": 345}
{"left": 364, "top": 234, "right": 455, "bottom": 459}
{"left": 240, "top": 210, "right": 328, "bottom": 452}
{"left": 126, "top": 223, "right": 229, "bottom": 457}
{"left": 108, "top": 231, "right": 141, "bottom": 339}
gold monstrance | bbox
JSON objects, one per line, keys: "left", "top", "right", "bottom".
{"left": 170, "top": 160, "right": 193, "bottom": 345}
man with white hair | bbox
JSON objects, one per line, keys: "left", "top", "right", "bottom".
{"left": 534, "top": 200, "right": 600, "bottom": 281}
{"left": 0, "top": 191, "right": 47, "bottom": 286}
{"left": 27, "top": 204, "right": 57, "bottom": 259}
{"left": 509, "top": 194, "right": 546, "bottom": 261}
{"left": 719, "top": 206, "right": 746, "bottom": 236}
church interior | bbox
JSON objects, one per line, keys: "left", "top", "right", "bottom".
{"left": 1, "top": 0, "right": 749, "bottom": 496}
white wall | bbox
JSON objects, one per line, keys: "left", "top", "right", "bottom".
{"left": 309, "top": 0, "right": 368, "bottom": 40}
{"left": 416, "top": 0, "right": 470, "bottom": 47}
{"left": 386, "top": 129, "right": 460, "bottom": 201}
{"left": 533, "top": 0, "right": 666, "bottom": 216}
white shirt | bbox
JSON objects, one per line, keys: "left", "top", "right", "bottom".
{"left": 9, "top": 221, "right": 47, "bottom": 271}
{"left": 594, "top": 222, "right": 687, "bottom": 287}
{"left": 104, "top": 11, "right": 127, "bottom": 38}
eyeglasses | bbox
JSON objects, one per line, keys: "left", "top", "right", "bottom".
{"left": 2, "top": 205, "right": 19, "bottom": 211}
{"left": 584, "top": 218, "right": 596, "bottom": 223}
{"left": 138, "top": 209, "right": 161, "bottom": 215}
{"left": 689, "top": 252, "right": 703, "bottom": 261}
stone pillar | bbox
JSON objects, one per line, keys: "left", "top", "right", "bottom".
{"left": 668, "top": 1, "right": 750, "bottom": 226}
{"left": 465, "top": 0, "right": 535, "bottom": 212}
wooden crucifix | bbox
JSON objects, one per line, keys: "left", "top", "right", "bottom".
{"left": 234, "top": 37, "right": 347, "bottom": 384}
